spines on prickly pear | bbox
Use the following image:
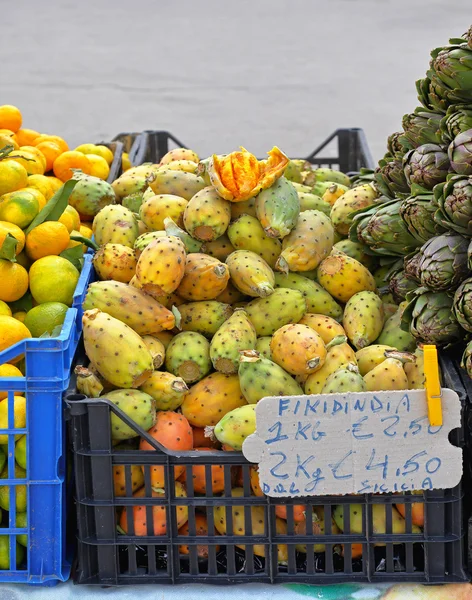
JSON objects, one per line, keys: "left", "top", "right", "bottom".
{"left": 210, "top": 309, "right": 257, "bottom": 374}
{"left": 135, "top": 235, "right": 186, "bottom": 297}
{"left": 275, "top": 210, "right": 334, "bottom": 273}
{"left": 355, "top": 344, "right": 396, "bottom": 376}
{"left": 105, "top": 389, "right": 156, "bottom": 440}
{"left": 83, "top": 309, "right": 154, "bottom": 389}
{"left": 322, "top": 183, "right": 349, "bottom": 206}
{"left": 304, "top": 336, "right": 357, "bottom": 394}
{"left": 92, "top": 204, "right": 139, "bottom": 248}
{"left": 165, "top": 331, "right": 211, "bottom": 383}
{"left": 254, "top": 336, "right": 272, "bottom": 360}
{"left": 212, "top": 404, "right": 256, "bottom": 451}
{"left": 164, "top": 159, "right": 199, "bottom": 173}
{"left": 316, "top": 251, "right": 376, "bottom": 303}
{"left": 163, "top": 217, "right": 202, "bottom": 253}
{"left": 299, "top": 314, "right": 346, "bottom": 344}
{"left": 83, "top": 281, "right": 176, "bottom": 335}
{"left": 330, "top": 184, "right": 379, "bottom": 235}
{"left": 139, "top": 371, "right": 189, "bottom": 411}
{"left": 149, "top": 169, "right": 206, "bottom": 200}
{"left": 227, "top": 214, "right": 281, "bottom": 268}
{"left": 177, "top": 253, "right": 230, "bottom": 301}
{"left": 69, "top": 173, "right": 116, "bottom": 219}
{"left": 364, "top": 350, "right": 415, "bottom": 392}
{"left": 245, "top": 288, "right": 307, "bottom": 336}
{"left": 333, "top": 239, "right": 378, "bottom": 271}
{"left": 238, "top": 350, "right": 303, "bottom": 404}
{"left": 230, "top": 197, "right": 257, "bottom": 220}
{"left": 139, "top": 194, "right": 188, "bottom": 231}
{"left": 92, "top": 243, "right": 137, "bottom": 283}
{"left": 313, "top": 168, "right": 351, "bottom": 187}
{"left": 183, "top": 186, "right": 231, "bottom": 241}
{"left": 133, "top": 230, "right": 167, "bottom": 258}
{"left": 202, "top": 234, "right": 235, "bottom": 261}
{"left": 274, "top": 272, "right": 343, "bottom": 320}
{"left": 112, "top": 171, "right": 150, "bottom": 199}
{"left": 178, "top": 301, "right": 233, "bottom": 337}
{"left": 270, "top": 323, "right": 327, "bottom": 376}
{"left": 321, "top": 363, "right": 367, "bottom": 394}
{"left": 226, "top": 250, "right": 275, "bottom": 298}
{"left": 141, "top": 335, "right": 166, "bottom": 369}
{"left": 160, "top": 148, "right": 200, "bottom": 164}
{"left": 343, "top": 291, "right": 384, "bottom": 350}
{"left": 255, "top": 176, "right": 300, "bottom": 238}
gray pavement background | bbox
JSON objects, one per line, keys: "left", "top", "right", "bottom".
{"left": 3, "top": 0, "right": 468, "bottom": 163}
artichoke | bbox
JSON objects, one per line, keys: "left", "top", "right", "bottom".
{"left": 350, "top": 168, "right": 375, "bottom": 187}
{"left": 350, "top": 199, "right": 421, "bottom": 257}
{"left": 429, "top": 41, "right": 472, "bottom": 98}
{"left": 374, "top": 157, "right": 410, "bottom": 198}
{"left": 434, "top": 174, "right": 472, "bottom": 235}
{"left": 399, "top": 190, "right": 446, "bottom": 243}
{"left": 466, "top": 25, "right": 472, "bottom": 50}
{"left": 401, "top": 107, "right": 443, "bottom": 148}
{"left": 448, "top": 128, "right": 472, "bottom": 175}
{"left": 440, "top": 105, "right": 472, "bottom": 144}
{"left": 416, "top": 233, "right": 469, "bottom": 291}
{"left": 468, "top": 238, "right": 472, "bottom": 270}
{"left": 403, "top": 251, "right": 421, "bottom": 282}
{"left": 401, "top": 287, "right": 461, "bottom": 347}
{"left": 387, "top": 132, "right": 412, "bottom": 157}
{"left": 388, "top": 270, "right": 419, "bottom": 303}
{"left": 453, "top": 277, "right": 472, "bottom": 332}
{"left": 461, "top": 339, "right": 472, "bottom": 379}
{"left": 403, "top": 143, "right": 450, "bottom": 190}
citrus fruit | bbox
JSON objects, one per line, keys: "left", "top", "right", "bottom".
{"left": 33, "top": 134, "right": 68, "bottom": 153}
{"left": 66, "top": 232, "right": 82, "bottom": 250}
{"left": 5, "top": 150, "right": 44, "bottom": 175}
{"left": 0, "top": 221, "right": 25, "bottom": 254}
{"left": 24, "top": 302, "right": 69, "bottom": 337}
{"left": 79, "top": 224, "right": 93, "bottom": 239}
{"left": 25, "top": 221, "right": 70, "bottom": 260}
{"left": 16, "top": 128, "right": 39, "bottom": 146}
{"left": 0, "top": 160, "right": 28, "bottom": 196}
{"left": 13, "top": 311, "right": 26, "bottom": 323}
{"left": 0, "top": 260, "right": 29, "bottom": 303}
{"left": 58, "top": 204, "right": 81, "bottom": 232}
{"left": 46, "top": 176, "right": 64, "bottom": 192}
{"left": 87, "top": 153, "right": 110, "bottom": 180}
{"left": 0, "top": 106, "right": 22, "bottom": 133}
{"left": 0, "top": 316, "right": 31, "bottom": 363}
{"left": 16, "top": 512, "right": 28, "bottom": 547}
{"left": 29, "top": 255, "right": 79, "bottom": 306}
{"left": 0, "top": 535, "right": 25, "bottom": 569}
{"left": 122, "top": 152, "right": 132, "bottom": 172}
{"left": 0, "top": 133, "right": 19, "bottom": 150}
{"left": 53, "top": 151, "right": 91, "bottom": 182}
{"left": 15, "top": 436, "right": 26, "bottom": 470}
{"left": 94, "top": 145, "right": 114, "bottom": 165}
{"left": 0, "top": 301, "right": 11, "bottom": 317}
{"left": 0, "top": 189, "right": 39, "bottom": 228}
{"left": 20, "top": 187, "right": 46, "bottom": 210}
{"left": 0, "top": 364, "right": 23, "bottom": 401}
{"left": 0, "top": 464, "right": 27, "bottom": 511}
{"left": 75, "top": 143, "right": 98, "bottom": 154}
{"left": 27, "top": 174, "right": 53, "bottom": 201}
{"left": 20, "top": 146, "right": 47, "bottom": 170}
{"left": 15, "top": 251, "right": 32, "bottom": 271}
{"left": 35, "top": 141, "right": 62, "bottom": 172}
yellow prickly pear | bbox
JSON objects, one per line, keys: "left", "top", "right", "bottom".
{"left": 177, "top": 253, "right": 229, "bottom": 301}
{"left": 92, "top": 204, "right": 139, "bottom": 248}
{"left": 270, "top": 323, "right": 326, "bottom": 376}
{"left": 363, "top": 350, "right": 415, "bottom": 392}
{"left": 245, "top": 288, "right": 307, "bottom": 336}
{"left": 135, "top": 235, "right": 186, "bottom": 298}
{"left": 139, "top": 194, "right": 188, "bottom": 231}
{"left": 227, "top": 214, "right": 281, "bottom": 268}
{"left": 139, "top": 371, "right": 188, "bottom": 411}
{"left": 317, "top": 250, "right": 376, "bottom": 303}
{"left": 211, "top": 404, "right": 256, "bottom": 450}
{"left": 230, "top": 197, "right": 257, "bottom": 220}
{"left": 321, "top": 363, "right": 367, "bottom": 394}
{"left": 179, "top": 301, "right": 233, "bottom": 337}
{"left": 304, "top": 336, "right": 357, "bottom": 394}
{"left": 183, "top": 186, "right": 231, "bottom": 241}
{"left": 255, "top": 176, "right": 300, "bottom": 238}
{"left": 210, "top": 309, "right": 257, "bottom": 374}
{"left": 141, "top": 335, "right": 166, "bottom": 369}
{"left": 214, "top": 281, "right": 247, "bottom": 304}
{"left": 404, "top": 346, "right": 426, "bottom": 389}
{"left": 165, "top": 331, "right": 211, "bottom": 384}
{"left": 149, "top": 169, "right": 206, "bottom": 200}
{"left": 254, "top": 336, "right": 272, "bottom": 360}
{"left": 274, "top": 272, "right": 343, "bottom": 320}
{"left": 343, "top": 291, "right": 384, "bottom": 350}
{"left": 162, "top": 159, "right": 198, "bottom": 173}
{"left": 74, "top": 365, "right": 104, "bottom": 397}
{"left": 202, "top": 234, "right": 235, "bottom": 261}
{"left": 330, "top": 184, "right": 379, "bottom": 236}
{"left": 299, "top": 313, "right": 346, "bottom": 344}
{"left": 226, "top": 250, "right": 275, "bottom": 297}
{"left": 355, "top": 344, "right": 396, "bottom": 376}
{"left": 322, "top": 183, "right": 347, "bottom": 206}
{"left": 160, "top": 148, "right": 200, "bottom": 164}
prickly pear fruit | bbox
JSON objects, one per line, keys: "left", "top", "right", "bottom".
{"left": 122, "top": 191, "right": 145, "bottom": 214}
{"left": 133, "top": 230, "right": 167, "bottom": 258}
{"left": 160, "top": 148, "right": 200, "bottom": 165}
{"left": 314, "top": 168, "right": 351, "bottom": 187}
{"left": 149, "top": 169, "right": 206, "bottom": 201}
{"left": 69, "top": 173, "right": 116, "bottom": 219}
{"left": 294, "top": 512, "right": 337, "bottom": 553}
{"left": 283, "top": 159, "right": 306, "bottom": 183}
{"left": 163, "top": 159, "right": 198, "bottom": 173}
{"left": 83, "top": 281, "right": 176, "bottom": 335}
{"left": 92, "top": 205, "right": 139, "bottom": 248}
{"left": 105, "top": 389, "right": 156, "bottom": 440}
{"left": 330, "top": 184, "right": 379, "bottom": 235}
{"left": 364, "top": 350, "right": 414, "bottom": 392}
{"left": 214, "top": 281, "right": 247, "bottom": 304}
{"left": 230, "top": 197, "right": 257, "bottom": 220}
{"left": 136, "top": 235, "right": 186, "bottom": 297}
{"left": 254, "top": 336, "right": 272, "bottom": 360}
{"left": 404, "top": 347, "right": 425, "bottom": 389}
{"left": 177, "top": 253, "right": 230, "bottom": 301}
{"left": 343, "top": 291, "right": 384, "bottom": 350}
{"left": 83, "top": 309, "right": 153, "bottom": 388}
{"left": 212, "top": 404, "right": 256, "bottom": 450}
{"left": 255, "top": 176, "right": 300, "bottom": 238}
{"left": 355, "top": 344, "right": 396, "bottom": 376}
{"left": 165, "top": 331, "right": 211, "bottom": 383}
{"left": 304, "top": 336, "right": 357, "bottom": 394}
{"left": 317, "top": 251, "right": 376, "bottom": 303}
{"left": 113, "top": 464, "right": 145, "bottom": 497}
{"left": 112, "top": 171, "right": 149, "bottom": 199}
{"left": 178, "top": 301, "right": 233, "bottom": 337}
{"left": 376, "top": 304, "right": 416, "bottom": 352}
{"left": 181, "top": 372, "right": 247, "bottom": 427}
{"left": 202, "top": 234, "right": 235, "bottom": 261}
{"left": 333, "top": 239, "right": 378, "bottom": 271}
{"left": 299, "top": 314, "right": 346, "bottom": 344}
{"left": 226, "top": 250, "right": 275, "bottom": 298}
{"left": 322, "top": 183, "right": 348, "bottom": 206}
{"left": 274, "top": 273, "right": 343, "bottom": 320}
{"left": 210, "top": 309, "right": 257, "bottom": 374}
{"left": 92, "top": 243, "right": 137, "bottom": 283}
{"left": 291, "top": 182, "right": 312, "bottom": 194}
{"left": 180, "top": 448, "right": 225, "bottom": 494}
{"left": 245, "top": 288, "right": 307, "bottom": 336}
{"left": 141, "top": 335, "right": 165, "bottom": 369}
{"left": 163, "top": 217, "right": 202, "bottom": 253}
{"left": 74, "top": 365, "right": 104, "bottom": 397}
{"left": 270, "top": 324, "right": 326, "bottom": 376}
{"left": 140, "top": 371, "right": 188, "bottom": 411}
{"left": 139, "top": 194, "right": 188, "bottom": 231}
{"left": 183, "top": 186, "right": 231, "bottom": 241}
{"left": 152, "top": 331, "right": 174, "bottom": 349}
{"left": 276, "top": 210, "right": 334, "bottom": 273}
{"left": 179, "top": 513, "right": 221, "bottom": 558}
{"left": 140, "top": 411, "right": 193, "bottom": 487}
{"left": 227, "top": 214, "right": 282, "bottom": 269}
{"left": 297, "top": 192, "right": 331, "bottom": 215}
{"left": 239, "top": 350, "right": 303, "bottom": 404}
{"left": 322, "top": 363, "right": 367, "bottom": 394}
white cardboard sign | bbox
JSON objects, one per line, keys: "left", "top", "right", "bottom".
{"left": 242, "top": 389, "right": 462, "bottom": 497}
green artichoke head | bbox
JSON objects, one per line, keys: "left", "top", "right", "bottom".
{"left": 401, "top": 107, "right": 443, "bottom": 148}
{"left": 440, "top": 105, "right": 472, "bottom": 145}
{"left": 399, "top": 188, "right": 446, "bottom": 243}
{"left": 416, "top": 232, "right": 469, "bottom": 291}
{"left": 453, "top": 277, "right": 472, "bottom": 333}
{"left": 448, "top": 128, "right": 472, "bottom": 175}
{"left": 403, "top": 143, "right": 450, "bottom": 190}
{"left": 434, "top": 174, "right": 472, "bottom": 235}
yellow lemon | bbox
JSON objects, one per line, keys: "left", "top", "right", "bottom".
{"left": 86, "top": 153, "right": 110, "bottom": 180}
{"left": 27, "top": 174, "right": 54, "bottom": 201}
{"left": 0, "top": 301, "right": 11, "bottom": 317}
{"left": 58, "top": 204, "right": 80, "bottom": 233}
{"left": 0, "top": 464, "right": 27, "bottom": 510}
{"left": 0, "top": 316, "right": 31, "bottom": 363}
{"left": 93, "top": 145, "right": 114, "bottom": 165}
{"left": 46, "top": 176, "right": 64, "bottom": 193}
{"left": 0, "top": 189, "right": 39, "bottom": 228}
{"left": 25, "top": 221, "right": 70, "bottom": 260}
{"left": 0, "top": 160, "right": 28, "bottom": 196}
{"left": 12, "top": 311, "right": 26, "bottom": 323}
{"left": 75, "top": 143, "right": 98, "bottom": 154}
{"left": 20, "top": 146, "right": 47, "bottom": 170}
{"left": 0, "top": 133, "right": 19, "bottom": 150}
{"left": 53, "top": 151, "right": 91, "bottom": 182}
{"left": 28, "top": 255, "right": 79, "bottom": 306}
{"left": 16, "top": 128, "right": 39, "bottom": 147}
{"left": 122, "top": 152, "right": 132, "bottom": 172}
{"left": 0, "top": 364, "right": 23, "bottom": 401}
{"left": 5, "top": 150, "right": 45, "bottom": 175}
{"left": 24, "top": 302, "right": 68, "bottom": 337}
{"left": 0, "top": 221, "right": 25, "bottom": 254}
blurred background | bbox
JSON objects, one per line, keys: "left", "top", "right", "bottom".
{"left": 3, "top": 0, "right": 467, "bottom": 162}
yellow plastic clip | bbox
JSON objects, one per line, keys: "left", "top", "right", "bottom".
{"left": 423, "top": 344, "right": 442, "bottom": 427}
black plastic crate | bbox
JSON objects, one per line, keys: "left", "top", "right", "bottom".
{"left": 111, "top": 128, "right": 375, "bottom": 172}
{"left": 66, "top": 353, "right": 469, "bottom": 586}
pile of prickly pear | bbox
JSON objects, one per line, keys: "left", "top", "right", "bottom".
{"left": 77, "top": 142, "right": 433, "bottom": 558}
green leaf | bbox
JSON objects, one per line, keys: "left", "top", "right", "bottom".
{"left": 0, "top": 144, "right": 16, "bottom": 160}
{"left": 70, "top": 233, "right": 99, "bottom": 251}
{"left": 8, "top": 291, "right": 33, "bottom": 313}
{"left": 25, "top": 179, "right": 78, "bottom": 234}
{"left": 0, "top": 234, "right": 18, "bottom": 262}
{"left": 60, "top": 245, "right": 84, "bottom": 271}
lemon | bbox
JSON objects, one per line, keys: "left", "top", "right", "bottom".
{"left": 0, "top": 535, "right": 24, "bottom": 568}
{"left": 15, "top": 435, "right": 26, "bottom": 470}
{"left": 27, "top": 174, "right": 53, "bottom": 200}
{"left": 94, "top": 145, "right": 114, "bottom": 165}
{"left": 0, "top": 315, "right": 31, "bottom": 363}
{"left": 87, "top": 154, "right": 110, "bottom": 180}
{"left": 25, "top": 221, "right": 70, "bottom": 260}
{"left": 12, "top": 311, "right": 27, "bottom": 323}
{"left": 0, "top": 160, "right": 28, "bottom": 196}
{"left": 28, "top": 255, "right": 79, "bottom": 306}
{"left": 0, "top": 364, "right": 22, "bottom": 401}
{"left": 20, "top": 187, "right": 46, "bottom": 210}
{"left": 0, "top": 301, "right": 11, "bottom": 316}
{"left": 0, "top": 189, "right": 39, "bottom": 228}
{"left": 5, "top": 150, "right": 45, "bottom": 175}
{"left": 16, "top": 512, "right": 28, "bottom": 547}
{"left": 24, "top": 302, "right": 68, "bottom": 337}
{"left": 75, "top": 143, "right": 98, "bottom": 154}
{"left": 122, "top": 152, "right": 132, "bottom": 172}
{"left": 0, "top": 464, "right": 27, "bottom": 510}
{"left": 59, "top": 204, "right": 81, "bottom": 233}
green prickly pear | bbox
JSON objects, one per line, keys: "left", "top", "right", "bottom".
{"left": 69, "top": 173, "right": 116, "bottom": 219}
{"left": 139, "top": 194, "right": 188, "bottom": 230}
{"left": 210, "top": 309, "right": 257, "bottom": 374}
{"left": 133, "top": 230, "right": 167, "bottom": 258}
{"left": 313, "top": 168, "right": 351, "bottom": 187}
{"left": 230, "top": 197, "right": 257, "bottom": 220}
{"left": 122, "top": 191, "right": 145, "bottom": 214}
{"left": 376, "top": 303, "right": 416, "bottom": 352}
{"left": 330, "top": 183, "right": 379, "bottom": 235}
{"left": 165, "top": 331, "right": 211, "bottom": 383}
{"left": 136, "top": 235, "right": 186, "bottom": 298}
{"left": 238, "top": 349, "right": 303, "bottom": 404}
{"left": 112, "top": 172, "right": 149, "bottom": 199}
{"left": 291, "top": 182, "right": 312, "bottom": 194}
{"left": 149, "top": 169, "right": 206, "bottom": 200}
{"left": 317, "top": 251, "right": 376, "bottom": 303}
{"left": 105, "top": 389, "right": 157, "bottom": 440}
{"left": 227, "top": 214, "right": 281, "bottom": 269}
{"left": 284, "top": 159, "right": 306, "bottom": 183}
{"left": 92, "top": 243, "right": 137, "bottom": 283}
{"left": 178, "top": 301, "right": 233, "bottom": 337}
{"left": 139, "top": 371, "right": 189, "bottom": 411}
{"left": 274, "top": 272, "right": 343, "bottom": 320}
{"left": 83, "top": 309, "right": 154, "bottom": 389}
{"left": 92, "top": 204, "right": 139, "bottom": 248}
{"left": 355, "top": 344, "right": 396, "bottom": 376}
{"left": 254, "top": 336, "right": 272, "bottom": 360}
{"left": 343, "top": 291, "right": 384, "bottom": 350}
{"left": 275, "top": 210, "right": 334, "bottom": 273}
{"left": 163, "top": 217, "right": 203, "bottom": 253}
{"left": 226, "top": 250, "right": 275, "bottom": 297}
{"left": 183, "top": 186, "right": 231, "bottom": 242}
{"left": 255, "top": 176, "right": 300, "bottom": 238}
{"left": 333, "top": 239, "right": 378, "bottom": 271}
{"left": 321, "top": 363, "right": 367, "bottom": 394}
{"left": 297, "top": 192, "right": 331, "bottom": 216}
{"left": 212, "top": 404, "right": 256, "bottom": 451}
{"left": 245, "top": 288, "right": 307, "bottom": 336}
{"left": 364, "top": 350, "right": 415, "bottom": 392}
{"left": 304, "top": 336, "right": 357, "bottom": 394}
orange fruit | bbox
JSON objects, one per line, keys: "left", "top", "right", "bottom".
{"left": 58, "top": 205, "right": 81, "bottom": 233}
{"left": 20, "top": 146, "right": 47, "bottom": 170}
{"left": 19, "top": 187, "right": 46, "bottom": 210}
{"left": 0, "top": 221, "right": 25, "bottom": 254}
{"left": 0, "top": 106, "right": 22, "bottom": 133}
{"left": 4, "top": 150, "right": 44, "bottom": 175}
{"left": 0, "top": 316, "right": 31, "bottom": 364}
{"left": 34, "top": 134, "right": 68, "bottom": 153}
{"left": 35, "top": 141, "right": 62, "bottom": 172}
{"left": 75, "top": 143, "right": 98, "bottom": 154}
{"left": 0, "top": 160, "right": 28, "bottom": 196}
{"left": 25, "top": 221, "right": 70, "bottom": 260}
{"left": 29, "top": 256, "right": 79, "bottom": 306}
{"left": 0, "top": 132, "right": 19, "bottom": 151}
{"left": 16, "top": 128, "right": 39, "bottom": 146}
{"left": 0, "top": 364, "right": 23, "bottom": 400}
{"left": 46, "top": 177, "right": 64, "bottom": 193}
{"left": 0, "top": 189, "right": 39, "bottom": 228}
{"left": 53, "top": 151, "right": 91, "bottom": 182}
{"left": 86, "top": 153, "right": 110, "bottom": 180}
{"left": 122, "top": 152, "right": 132, "bottom": 172}
{"left": 0, "top": 260, "right": 28, "bottom": 303}
{"left": 27, "top": 174, "right": 53, "bottom": 201}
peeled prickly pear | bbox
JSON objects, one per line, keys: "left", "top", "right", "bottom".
{"left": 274, "top": 273, "right": 343, "bottom": 320}
{"left": 139, "top": 371, "right": 188, "bottom": 411}
{"left": 227, "top": 214, "right": 281, "bottom": 269}
{"left": 226, "top": 250, "right": 275, "bottom": 298}
{"left": 317, "top": 251, "right": 376, "bottom": 303}
{"left": 105, "top": 389, "right": 156, "bottom": 440}
{"left": 212, "top": 404, "right": 256, "bottom": 450}
{"left": 139, "top": 194, "right": 188, "bottom": 230}
{"left": 210, "top": 309, "right": 257, "bottom": 374}
{"left": 343, "top": 291, "right": 384, "bottom": 350}
{"left": 177, "top": 253, "right": 229, "bottom": 301}
{"left": 178, "top": 301, "right": 233, "bottom": 337}
{"left": 183, "top": 186, "right": 231, "bottom": 241}
{"left": 245, "top": 288, "right": 307, "bottom": 336}
{"left": 136, "top": 235, "right": 186, "bottom": 297}
{"left": 270, "top": 323, "right": 326, "bottom": 376}
{"left": 92, "top": 244, "right": 137, "bottom": 283}
{"left": 322, "top": 363, "right": 367, "bottom": 394}
{"left": 255, "top": 176, "right": 300, "bottom": 238}
{"left": 92, "top": 205, "right": 139, "bottom": 248}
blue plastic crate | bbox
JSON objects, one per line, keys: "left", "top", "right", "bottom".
{"left": 0, "top": 253, "right": 93, "bottom": 585}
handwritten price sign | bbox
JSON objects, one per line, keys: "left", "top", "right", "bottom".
{"left": 242, "top": 389, "right": 462, "bottom": 497}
